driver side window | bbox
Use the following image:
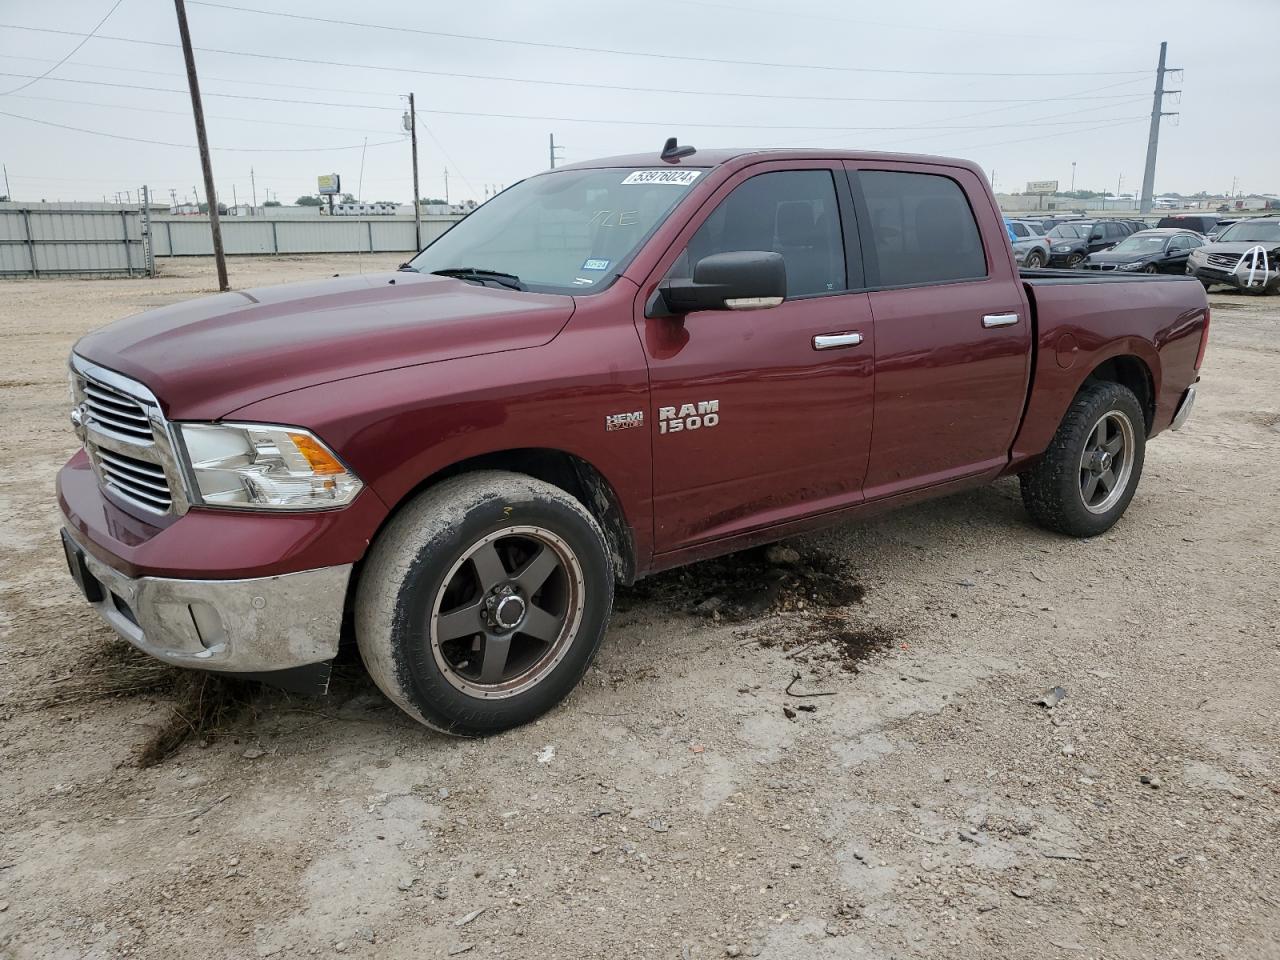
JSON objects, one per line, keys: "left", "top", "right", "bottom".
{"left": 670, "top": 170, "right": 848, "bottom": 298}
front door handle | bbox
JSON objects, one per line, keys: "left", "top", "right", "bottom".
{"left": 982, "top": 313, "right": 1019, "bottom": 329}
{"left": 812, "top": 331, "right": 864, "bottom": 350}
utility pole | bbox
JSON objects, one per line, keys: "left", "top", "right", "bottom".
{"left": 1139, "top": 41, "right": 1179, "bottom": 216}
{"left": 174, "top": 0, "right": 229, "bottom": 291}
{"left": 407, "top": 93, "right": 422, "bottom": 250}
{"left": 2, "top": 163, "right": 10, "bottom": 199}
{"left": 250, "top": 167, "right": 257, "bottom": 209}
{"left": 141, "top": 185, "right": 156, "bottom": 278}
{"left": 549, "top": 133, "right": 563, "bottom": 170}
{"left": 443, "top": 167, "right": 449, "bottom": 206}
{"left": 1070, "top": 161, "right": 1076, "bottom": 194}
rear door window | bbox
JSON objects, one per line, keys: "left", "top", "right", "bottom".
{"left": 859, "top": 171, "right": 987, "bottom": 286}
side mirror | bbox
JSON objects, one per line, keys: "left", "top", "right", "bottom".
{"left": 659, "top": 251, "right": 786, "bottom": 314}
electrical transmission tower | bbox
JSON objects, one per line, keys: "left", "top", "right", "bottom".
{"left": 1139, "top": 41, "right": 1180, "bottom": 215}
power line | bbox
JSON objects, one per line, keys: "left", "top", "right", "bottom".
{"left": 0, "top": 71, "right": 1146, "bottom": 133}
{"left": 0, "top": 109, "right": 403, "bottom": 151}
{"left": 0, "top": 51, "right": 1154, "bottom": 107}
{"left": 160, "top": 4, "right": 1158, "bottom": 78}
{"left": 0, "top": 0, "right": 125, "bottom": 96}
{"left": 0, "top": 72, "right": 401, "bottom": 111}
{"left": 8, "top": 92, "right": 401, "bottom": 135}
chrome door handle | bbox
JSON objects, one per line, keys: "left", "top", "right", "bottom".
{"left": 812, "top": 331, "right": 864, "bottom": 350}
{"left": 982, "top": 313, "right": 1020, "bottom": 328}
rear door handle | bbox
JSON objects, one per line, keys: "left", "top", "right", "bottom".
{"left": 812, "top": 331, "right": 864, "bottom": 350}
{"left": 982, "top": 313, "right": 1019, "bottom": 329}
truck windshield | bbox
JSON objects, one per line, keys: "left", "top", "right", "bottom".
{"left": 406, "top": 167, "right": 705, "bottom": 294}
{"left": 1215, "top": 221, "right": 1280, "bottom": 243}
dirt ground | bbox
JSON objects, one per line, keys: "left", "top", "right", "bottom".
{"left": 1, "top": 255, "right": 1278, "bottom": 960}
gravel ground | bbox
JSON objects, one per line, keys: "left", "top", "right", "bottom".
{"left": 1, "top": 255, "right": 1277, "bottom": 960}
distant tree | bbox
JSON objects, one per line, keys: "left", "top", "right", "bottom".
{"left": 295, "top": 195, "right": 324, "bottom": 206}
{"left": 197, "top": 202, "right": 228, "bottom": 214}
{"left": 263, "top": 199, "right": 282, "bottom": 207}
{"left": 0, "top": 194, "right": 8, "bottom": 202}
{"left": 340, "top": 192, "right": 356, "bottom": 203}
{"left": 419, "top": 197, "right": 447, "bottom": 205}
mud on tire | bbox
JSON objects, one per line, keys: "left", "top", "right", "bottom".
{"left": 1019, "top": 382, "right": 1147, "bottom": 538}
{"left": 356, "top": 470, "right": 614, "bottom": 735}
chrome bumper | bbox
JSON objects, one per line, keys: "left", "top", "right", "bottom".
{"left": 1171, "top": 385, "right": 1197, "bottom": 431}
{"left": 61, "top": 527, "right": 351, "bottom": 673}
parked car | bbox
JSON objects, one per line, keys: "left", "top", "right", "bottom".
{"left": 1206, "top": 219, "right": 1239, "bottom": 241}
{"left": 1157, "top": 214, "right": 1219, "bottom": 234}
{"left": 1082, "top": 229, "right": 1205, "bottom": 273}
{"left": 1187, "top": 215, "right": 1280, "bottom": 294}
{"left": 57, "top": 144, "right": 1209, "bottom": 734}
{"left": 1005, "top": 218, "right": 1051, "bottom": 268}
{"left": 1046, "top": 220, "right": 1132, "bottom": 267}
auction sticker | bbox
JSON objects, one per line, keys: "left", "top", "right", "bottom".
{"left": 621, "top": 170, "right": 702, "bottom": 186}
{"left": 581, "top": 258, "right": 610, "bottom": 271}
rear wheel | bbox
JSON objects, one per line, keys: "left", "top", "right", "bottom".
{"left": 356, "top": 471, "right": 614, "bottom": 735}
{"left": 1020, "top": 382, "right": 1146, "bottom": 537}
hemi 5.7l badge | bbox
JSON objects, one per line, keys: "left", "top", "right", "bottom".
{"left": 605, "top": 411, "right": 644, "bottom": 432}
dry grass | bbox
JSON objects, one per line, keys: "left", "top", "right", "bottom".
{"left": 27, "top": 639, "right": 257, "bottom": 767}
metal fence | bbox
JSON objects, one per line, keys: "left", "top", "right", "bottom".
{"left": 0, "top": 204, "right": 148, "bottom": 278}
{"left": 149, "top": 215, "right": 459, "bottom": 257}
{"left": 1, "top": 204, "right": 462, "bottom": 278}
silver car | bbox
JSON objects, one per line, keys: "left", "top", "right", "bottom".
{"left": 1006, "top": 219, "right": 1051, "bottom": 269}
{"left": 1187, "top": 216, "right": 1280, "bottom": 294}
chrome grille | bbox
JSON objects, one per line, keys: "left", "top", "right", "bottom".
{"left": 70, "top": 355, "right": 188, "bottom": 518}
{"left": 82, "top": 380, "right": 154, "bottom": 442}
{"left": 1206, "top": 253, "right": 1241, "bottom": 269}
{"left": 94, "top": 448, "right": 173, "bottom": 512}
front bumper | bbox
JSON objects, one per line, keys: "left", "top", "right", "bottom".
{"left": 60, "top": 524, "right": 351, "bottom": 676}
{"left": 1190, "top": 264, "right": 1279, "bottom": 291}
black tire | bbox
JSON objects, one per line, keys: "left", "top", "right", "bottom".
{"left": 1142, "top": 263, "right": 1159, "bottom": 274}
{"left": 356, "top": 471, "right": 614, "bottom": 735}
{"left": 1066, "top": 252, "right": 1085, "bottom": 269}
{"left": 1025, "top": 250, "right": 1046, "bottom": 269}
{"left": 1020, "top": 382, "right": 1147, "bottom": 538}
{"left": 1200, "top": 279, "right": 1213, "bottom": 291}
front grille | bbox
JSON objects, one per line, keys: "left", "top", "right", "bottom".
{"left": 94, "top": 447, "right": 173, "bottom": 513}
{"left": 1206, "top": 253, "right": 1241, "bottom": 269}
{"left": 71, "top": 356, "right": 184, "bottom": 517}
{"left": 82, "top": 380, "right": 154, "bottom": 442}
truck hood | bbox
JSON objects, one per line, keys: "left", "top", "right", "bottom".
{"left": 74, "top": 272, "right": 576, "bottom": 420}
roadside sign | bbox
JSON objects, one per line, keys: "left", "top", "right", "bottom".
{"left": 1026, "top": 180, "right": 1059, "bottom": 195}
{"left": 317, "top": 174, "right": 341, "bottom": 195}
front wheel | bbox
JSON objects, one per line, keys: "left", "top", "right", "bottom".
{"left": 1020, "top": 382, "right": 1146, "bottom": 537}
{"left": 1025, "top": 250, "right": 1045, "bottom": 269}
{"left": 1142, "top": 263, "right": 1159, "bottom": 274}
{"left": 356, "top": 471, "right": 614, "bottom": 735}
{"left": 1066, "top": 252, "right": 1085, "bottom": 269}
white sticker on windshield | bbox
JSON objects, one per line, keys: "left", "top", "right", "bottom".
{"left": 621, "top": 170, "right": 702, "bottom": 186}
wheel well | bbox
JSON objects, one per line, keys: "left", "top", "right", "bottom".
{"left": 382, "top": 448, "right": 636, "bottom": 585}
{"left": 1085, "top": 355, "right": 1155, "bottom": 434}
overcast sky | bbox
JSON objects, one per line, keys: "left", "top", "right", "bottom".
{"left": 0, "top": 0, "right": 1274, "bottom": 206}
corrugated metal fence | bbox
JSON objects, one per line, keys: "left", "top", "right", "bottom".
{"left": 149, "top": 215, "right": 458, "bottom": 256}
{"left": 0, "top": 204, "right": 147, "bottom": 277}
{"left": 1, "top": 204, "right": 462, "bottom": 278}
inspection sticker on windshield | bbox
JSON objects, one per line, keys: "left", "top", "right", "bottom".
{"left": 581, "top": 258, "right": 610, "bottom": 271}
{"left": 621, "top": 170, "right": 702, "bottom": 186}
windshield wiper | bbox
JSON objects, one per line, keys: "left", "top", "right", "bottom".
{"left": 429, "top": 267, "right": 524, "bottom": 291}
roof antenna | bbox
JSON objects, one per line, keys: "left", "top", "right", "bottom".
{"left": 660, "top": 137, "right": 696, "bottom": 163}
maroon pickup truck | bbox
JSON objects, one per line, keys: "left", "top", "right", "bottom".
{"left": 58, "top": 143, "right": 1209, "bottom": 734}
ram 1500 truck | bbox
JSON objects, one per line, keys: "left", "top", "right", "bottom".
{"left": 57, "top": 143, "right": 1209, "bottom": 735}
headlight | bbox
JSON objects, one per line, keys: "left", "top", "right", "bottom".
{"left": 1189, "top": 249, "right": 1206, "bottom": 263}
{"left": 179, "top": 423, "right": 362, "bottom": 510}
{"left": 1119, "top": 261, "right": 1144, "bottom": 270}
{"left": 1052, "top": 244, "right": 1071, "bottom": 253}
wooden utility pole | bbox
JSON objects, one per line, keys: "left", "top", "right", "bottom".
{"left": 174, "top": 0, "right": 228, "bottom": 291}
{"left": 409, "top": 93, "right": 422, "bottom": 251}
